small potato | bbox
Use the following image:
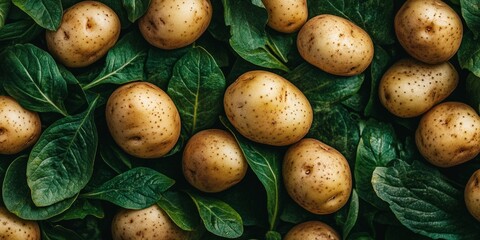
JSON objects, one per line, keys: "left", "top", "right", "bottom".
{"left": 395, "top": 0, "right": 463, "bottom": 64}
{"left": 105, "top": 82, "right": 181, "bottom": 159}
{"left": 0, "top": 96, "right": 41, "bottom": 155}
{"left": 297, "top": 14, "right": 374, "bottom": 76}
{"left": 284, "top": 221, "right": 340, "bottom": 240}
{"left": 262, "top": 0, "right": 308, "bottom": 33}
{"left": 111, "top": 205, "right": 191, "bottom": 240}
{"left": 182, "top": 129, "right": 248, "bottom": 192}
{"left": 415, "top": 102, "right": 480, "bottom": 167}
{"left": 224, "top": 70, "right": 313, "bottom": 146}
{"left": 139, "top": 0, "right": 212, "bottom": 49}
{"left": 0, "top": 207, "right": 40, "bottom": 240}
{"left": 465, "top": 169, "right": 480, "bottom": 222}
{"left": 283, "top": 138, "right": 352, "bottom": 215}
{"left": 379, "top": 58, "right": 458, "bottom": 118}
{"left": 46, "top": 1, "right": 121, "bottom": 68}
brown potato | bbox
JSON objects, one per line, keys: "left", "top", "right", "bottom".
{"left": 0, "top": 207, "right": 40, "bottom": 240}
{"left": 262, "top": 0, "right": 308, "bottom": 33}
{"left": 284, "top": 221, "right": 340, "bottom": 240}
{"left": 465, "top": 169, "right": 480, "bottom": 222}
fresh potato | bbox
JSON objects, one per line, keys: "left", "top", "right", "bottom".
{"left": 415, "top": 102, "right": 480, "bottom": 167}
{"left": 138, "top": 0, "right": 212, "bottom": 49}
{"left": 284, "top": 221, "right": 340, "bottom": 240}
{"left": 224, "top": 70, "right": 313, "bottom": 146}
{"left": 111, "top": 205, "right": 190, "bottom": 240}
{"left": 379, "top": 58, "right": 459, "bottom": 118}
{"left": 0, "top": 207, "right": 40, "bottom": 240}
{"left": 465, "top": 169, "right": 480, "bottom": 221}
{"left": 395, "top": 0, "right": 463, "bottom": 64}
{"left": 262, "top": 0, "right": 308, "bottom": 33}
{"left": 46, "top": 1, "right": 121, "bottom": 68}
{"left": 0, "top": 96, "right": 41, "bottom": 155}
{"left": 182, "top": 129, "right": 248, "bottom": 192}
{"left": 297, "top": 14, "right": 374, "bottom": 76}
{"left": 105, "top": 82, "right": 181, "bottom": 158}
{"left": 283, "top": 138, "right": 352, "bottom": 214}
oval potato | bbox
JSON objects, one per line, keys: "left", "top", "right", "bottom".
{"left": 284, "top": 221, "right": 340, "bottom": 240}
{"left": 465, "top": 169, "right": 480, "bottom": 222}
{"left": 0, "top": 207, "right": 40, "bottom": 240}
{"left": 262, "top": 0, "right": 308, "bottom": 33}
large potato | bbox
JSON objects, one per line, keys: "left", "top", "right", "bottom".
{"left": 46, "top": 1, "right": 121, "bottom": 68}
{"left": 284, "top": 221, "right": 340, "bottom": 240}
{"left": 465, "top": 169, "right": 480, "bottom": 222}
{"left": 138, "top": 0, "right": 212, "bottom": 49}
{"left": 0, "top": 96, "right": 41, "bottom": 155}
{"left": 395, "top": 0, "right": 463, "bottom": 64}
{"left": 415, "top": 102, "right": 480, "bottom": 167}
{"left": 379, "top": 58, "right": 458, "bottom": 118}
{"left": 262, "top": 0, "right": 308, "bottom": 33}
{"left": 283, "top": 138, "right": 352, "bottom": 214}
{"left": 182, "top": 129, "right": 248, "bottom": 192}
{"left": 0, "top": 207, "right": 40, "bottom": 240}
{"left": 105, "top": 82, "right": 181, "bottom": 159}
{"left": 224, "top": 70, "right": 313, "bottom": 146}
{"left": 297, "top": 14, "right": 374, "bottom": 76}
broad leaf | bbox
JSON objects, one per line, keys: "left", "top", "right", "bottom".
{"left": 342, "top": 190, "right": 359, "bottom": 240}
{"left": 466, "top": 73, "right": 480, "bottom": 112}
{"left": 158, "top": 191, "right": 200, "bottom": 231}
{"left": 12, "top": 0, "right": 62, "bottom": 31}
{"left": 266, "top": 231, "right": 282, "bottom": 240}
{"left": 460, "top": 0, "right": 480, "bottom": 38}
{"left": 99, "top": 139, "right": 133, "bottom": 174}
{"left": 0, "top": 0, "right": 10, "bottom": 29}
{"left": 365, "top": 45, "right": 393, "bottom": 117}
{"left": 51, "top": 199, "right": 104, "bottom": 222}
{"left": 458, "top": 29, "right": 480, "bottom": 77}
{"left": 145, "top": 46, "right": 191, "bottom": 89}
{"left": 122, "top": 0, "right": 151, "bottom": 22}
{"left": 41, "top": 223, "right": 85, "bottom": 240}
{"left": 0, "top": 20, "right": 43, "bottom": 48}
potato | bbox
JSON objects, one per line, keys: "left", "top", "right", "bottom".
{"left": 262, "top": 0, "right": 308, "bottom": 33}
{"left": 0, "top": 207, "right": 40, "bottom": 240}
{"left": 284, "top": 221, "right": 340, "bottom": 240}
{"left": 415, "top": 102, "right": 480, "bottom": 167}
{"left": 297, "top": 14, "right": 374, "bottom": 76}
{"left": 138, "top": 0, "right": 212, "bottom": 49}
{"left": 46, "top": 1, "right": 121, "bottom": 68}
{"left": 105, "top": 82, "right": 181, "bottom": 158}
{"left": 182, "top": 129, "right": 248, "bottom": 192}
{"left": 395, "top": 0, "right": 463, "bottom": 64}
{"left": 465, "top": 169, "right": 480, "bottom": 222}
{"left": 283, "top": 138, "right": 352, "bottom": 214}
{"left": 379, "top": 58, "right": 459, "bottom": 118}
{"left": 0, "top": 96, "right": 41, "bottom": 155}
{"left": 111, "top": 204, "right": 190, "bottom": 240}
{"left": 223, "top": 70, "right": 313, "bottom": 146}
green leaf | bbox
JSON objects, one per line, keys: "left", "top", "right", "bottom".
{"left": 385, "top": 225, "right": 432, "bottom": 240}
{"left": 460, "top": 0, "right": 480, "bottom": 38}
{"left": 0, "top": 20, "right": 43, "bottom": 45}
{"left": 122, "top": 0, "right": 151, "bottom": 22}
{"left": 342, "top": 190, "right": 359, "bottom": 240}
{"left": 99, "top": 139, "right": 133, "bottom": 174}
{"left": 365, "top": 45, "right": 393, "bottom": 117}
{"left": 41, "top": 223, "right": 85, "bottom": 240}
{"left": 458, "top": 29, "right": 480, "bottom": 77}
{"left": 27, "top": 97, "right": 98, "bottom": 207}
{"left": 158, "top": 191, "right": 200, "bottom": 231}
{"left": 466, "top": 73, "right": 480, "bottom": 112}
{"left": 187, "top": 191, "right": 243, "bottom": 238}
{"left": 372, "top": 160, "right": 480, "bottom": 240}
{"left": 12, "top": 0, "right": 62, "bottom": 31}
{"left": 266, "top": 230, "right": 282, "bottom": 240}
{"left": 81, "top": 167, "right": 175, "bottom": 209}
{"left": 0, "top": 0, "right": 10, "bottom": 29}
{"left": 145, "top": 46, "right": 191, "bottom": 89}
{"left": 2, "top": 155, "right": 77, "bottom": 220}
{"left": 51, "top": 199, "right": 104, "bottom": 222}
{"left": 2, "top": 44, "right": 68, "bottom": 116}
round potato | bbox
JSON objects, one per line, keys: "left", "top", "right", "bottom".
{"left": 224, "top": 70, "right": 313, "bottom": 146}
{"left": 0, "top": 96, "right": 41, "bottom": 155}
{"left": 0, "top": 207, "right": 40, "bottom": 240}
{"left": 46, "top": 1, "right": 121, "bottom": 68}
{"left": 283, "top": 138, "right": 352, "bottom": 214}
{"left": 379, "top": 58, "right": 459, "bottom": 118}
{"left": 465, "top": 169, "right": 480, "bottom": 222}
{"left": 415, "top": 102, "right": 480, "bottom": 167}
{"left": 395, "top": 0, "right": 463, "bottom": 64}
{"left": 111, "top": 205, "right": 190, "bottom": 240}
{"left": 105, "top": 82, "right": 181, "bottom": 159}
{"left": 262, "top": 0, "right": 308, "bottom": 33}
{"left": 138, "top": 0, "right": 212, "bottom": 49}
{"left": 182, "top": 129, "right": 248, "bottom": 192}
{"left": 297, "top": 14, "right": 374, "bottom": 76}
{"left": 284, "top": 221, "right": 340, "bottom": 240}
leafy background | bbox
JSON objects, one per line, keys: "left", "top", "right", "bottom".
{"left": 0, "top": 0, "right": 480, "bottom": 239}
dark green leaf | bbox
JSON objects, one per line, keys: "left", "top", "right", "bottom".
{"left": 99, "top": 139, "right": 133, "bottom": 174}
{"left": 266, "top": 230, "right": 282, "bottom": 240}
{"left": 365, "top": 45, "right": 393, "bottom": 117}
{"left": 460, "top": 0, "right": 480, "bottom": 38}
{"left": 266, "top": 31, "right": 294, "bottom": 63}
{"left": 0, "top": 0, "right": 10, "bottom": 28}
{"left": 81, "top": 167, "right": 175, "bottom": 209}
{"left": 51, "top": 199, "right": 104, "bottom": 222}
{"left": 466, "top": 73, "right": 480, "bottom": 112}
{"left": 41, "top": 223, "right": 85, "bottom": 240}
{"left": 385, "top": 225, "right": 432, "bottom": 240}
{"left": 0, "top": 20, "right": 42, "bottom": 45}
{"left": 342, "top": 190, "right": 359, "bottom": 240}
{"left": 122, "top": 0, "right": 151, "bottom": 22}
{"left": 158, "top": 191, "right": 200, "bottom": 231}
{"left": 145, "top": 46, "right": 191, "bottom": 89}
{"left": 458, "top": 29, "right": 480, "bottom": 77}
{"left": 12, "top": 0, "right": 62, "bottom": 31}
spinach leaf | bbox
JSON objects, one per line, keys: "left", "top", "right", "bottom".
{"left": 0, "top": 0, "right": 9, "bottom": 28}
{"left": 145, "top": 46, "right": 191, "bottom": 89}
{"left": 99, "top": 139, "right": 133, "bottom": 174}
{"left": 340, "top": 189, "right": 359, "bottom": 240}
{"left": 41, "top": 223, "right": 85, "bottom": 240}
{"left": 50, "top": 199, "right": 104, "bottom": 222}
{"left": 0, "top": 20, "right": 43, "bottom": 46}
{"left": 81, "top": 167, "right": 175, "bottom": 209}
{"left": 458, "top": 29, "right": 480, "bottom": 77}
{"left": 158, "top": 191, "right": 200, "bottom": 231}
{"left": 460, "top": 0, "right": 480, "bottom": 38}
{"left": 266, "top": 231, "right": 282, "bottom": 240}
{"left": 2, "top": 44, "right": 68, "bottom": 116}
{"left": 122, "top": 0, "right": 150, "bottom": 22}
{"left": 12, "top": 0, "right": 62, "bottom": 31}
{"left": 167, "top": 47, "right": 226, "bottom": 136}
{"left": 2, "top": 155, "right": 77, "bottom": 220}
{"left": 466, "top": 73, "right": 480, "bottom": 112}
{"left": 365, "top": 45, "right": 393, "bottom": 117}
{"left": 372, "top": 160, "right": 480, "bottom": 240}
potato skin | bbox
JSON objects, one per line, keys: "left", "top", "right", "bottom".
{"left": 182, "top": 129, "right": 248, "bottom": 192}
{"left": 283, "top": 138, "right": 352, "bottom": 214}
{"left": 379, "top": 58, "right": 458, "bottom": 118}
{"left": 465, "top": 169, "right": 480, "bottom": 221}
{"left": 139, "top": 0, "right": 212, "bottom": 49}
{"left": 46, "top": 1, "right": 121, "bottom": 68}
{"left": 105, "top": 82, "right": 181, "bottom": 159}
{"left": 0, "top": 96, "right": 41, "bottom": 155}
{"left": 224, "top": 70, "right": 313, "bottom": 146}
{"left": 297, "top": 14, "right": 374, "bottom": 76}
{"left": 262, "top": 0, "right": 308, "bottom": 33}
{"left": 395, "top": 0, "right": 463, "bottom": 64}
{"left": 0, "top": 207, "right": 40, "bottom": 240}
{"left": 415, "top": 102, "right": 480, "bottom": 167}
{"left": 284, "top": 221, "right": 340, "bottom": 240}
